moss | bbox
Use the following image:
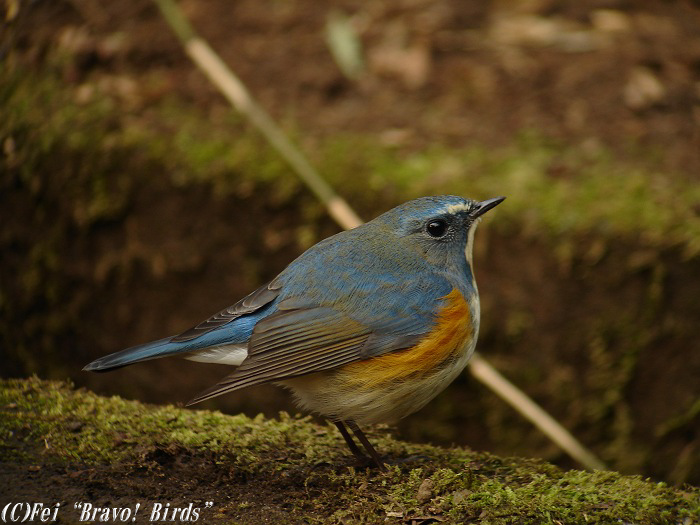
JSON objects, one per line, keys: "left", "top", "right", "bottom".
{"left": 0, "top": 63, "right": 298, "bottom": 202}
{"left": 318, "top": 131, "right": 700, "bottom": 258}
{"left": 6, "top": 55, "right": 700, "bottom": 259}
{"left": 2, "top": 378, "right": 698, "bottom": 524}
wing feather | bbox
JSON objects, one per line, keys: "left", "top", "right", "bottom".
{"left": 187, "top": 305, "right": 425, "bottom": 405}
{"left": 170, "top": 279, "right": 282, "bottom": 342}
{"left": 186, "top": 270, "right": 456, "bottom": 405}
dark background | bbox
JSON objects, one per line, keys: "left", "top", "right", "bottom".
{"left": 2, "top": 0, "right": 699, "bottom": 485}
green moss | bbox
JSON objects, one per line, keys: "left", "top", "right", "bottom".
{"left": 0, "top": 64, "right": 297, "bottom": 202}
{"left": 2, "top": 378, "right": 698, "bottom": 524}
{"left": 318, "top": 132, "right": 700, "bottom": 257}
{"left": 5, "top": 53, "right": 700, "bottom": 258}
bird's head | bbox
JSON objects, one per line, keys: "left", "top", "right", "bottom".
{"left": 373, "top": 195, "right": 505, "bottom": 271}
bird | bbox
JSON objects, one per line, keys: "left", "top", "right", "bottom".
{"left": 84, "top": 195, "right": 505, "bottom": 471}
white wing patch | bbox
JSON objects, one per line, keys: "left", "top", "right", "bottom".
{"left": 185, "top": 344, "right": 248, "bottom": 366}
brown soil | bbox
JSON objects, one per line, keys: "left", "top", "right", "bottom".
{"left": 10, "top": 0, "right": 700, "bottom": 174}
{"left": 0, "top": 455, "right": 308, "bottom": 524}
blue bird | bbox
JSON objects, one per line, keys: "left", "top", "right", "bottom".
{"left": 84, "top": 195, "right": 505, "bottom": 470}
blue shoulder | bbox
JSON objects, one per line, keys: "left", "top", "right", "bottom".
{"left": 275, "top": 225, "right": 455, "bottom": 336}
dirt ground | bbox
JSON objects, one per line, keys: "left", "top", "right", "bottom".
{"left": 3, "top": 0, "right": 700, "bottom": 500}
{"left": 10, "top": 0, "right": 700, "bottom": 174}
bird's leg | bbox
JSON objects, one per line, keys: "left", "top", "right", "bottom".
{"left": 346, "top": 420, "right": 387, "bottom": 472}
{"left": 334, "top": 420, "right": 366, "bottom": 461}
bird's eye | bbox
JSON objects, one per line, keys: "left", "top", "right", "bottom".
{"left": 426, "top": 219, "right": 448, "bottom": 238}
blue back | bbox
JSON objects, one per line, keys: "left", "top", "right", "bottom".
{"left": 84, "top": 195, "right": 480, "bottom": 371}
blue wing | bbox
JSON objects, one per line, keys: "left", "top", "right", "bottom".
{"left": 187, "top": 230, "right": 457, "bottom": 404}
{"left": 84, "top": 224, "right": 464, "bottom": 403}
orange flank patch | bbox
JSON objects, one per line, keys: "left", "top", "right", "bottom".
{"left": 342, "top": 288, "right": 473, "bottom": 387}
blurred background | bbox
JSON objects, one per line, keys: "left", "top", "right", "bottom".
{"left": 2, "top": 0, "right": 699, "bottom": 485}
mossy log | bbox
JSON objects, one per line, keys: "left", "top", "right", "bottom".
{"left": 1, "top": 378, "right": 697, "bottom": 524}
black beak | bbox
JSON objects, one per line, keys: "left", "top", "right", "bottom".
{"left": 470, "top": 196, "right": 506, "bottom": 219}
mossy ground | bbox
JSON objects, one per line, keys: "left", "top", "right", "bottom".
{"left": 1, "top": 378, "right": 697, "bottom": 524}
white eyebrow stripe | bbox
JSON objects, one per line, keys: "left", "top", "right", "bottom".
{"left": 445, "top": 203, "right": 470, "bottom": 214}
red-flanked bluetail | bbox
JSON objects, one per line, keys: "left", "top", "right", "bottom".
{"left": 85, "top": 195, "right": 505, "bottom": 470}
